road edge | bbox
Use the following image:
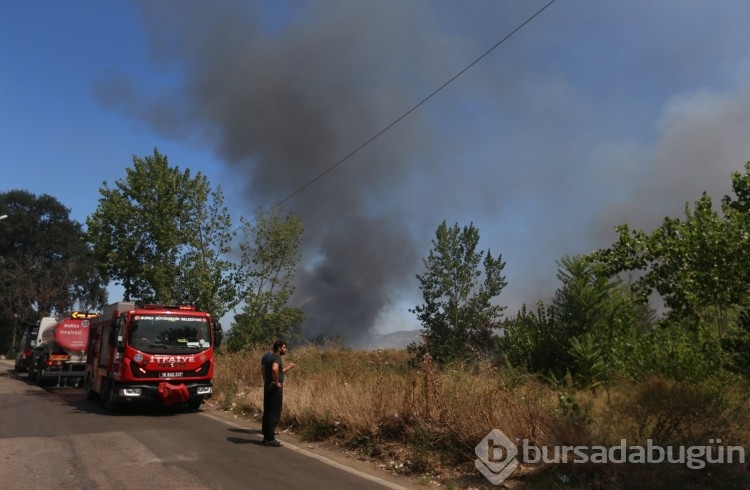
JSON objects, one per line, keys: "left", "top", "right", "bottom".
{"left": 199, "top": 408, "right": 417, "bottom": 490}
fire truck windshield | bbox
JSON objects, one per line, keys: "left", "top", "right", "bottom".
{"left": 128, "top": 315, "right": 211, "bottom": 352}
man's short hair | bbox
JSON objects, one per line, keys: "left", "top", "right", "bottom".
{"left": 272, "top": 339, "right": 286, "bottom": 351}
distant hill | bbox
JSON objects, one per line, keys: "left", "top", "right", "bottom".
{"left": 355, "top": 329, "right": 422, "bottom": 350}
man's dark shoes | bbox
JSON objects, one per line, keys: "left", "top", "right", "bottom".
{"left": 264, "top": 439, "right": 283, "bottom": 447}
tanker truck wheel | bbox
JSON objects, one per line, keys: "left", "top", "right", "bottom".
{"left": 35, "top": 363, "right": 47, "bottom": 387}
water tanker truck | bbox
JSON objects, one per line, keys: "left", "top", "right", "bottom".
{"left": 15, "top": 317, "right": 56, "bottom": 372}
{"left": 28, "top": 312, "right": 99, "bottom": 387}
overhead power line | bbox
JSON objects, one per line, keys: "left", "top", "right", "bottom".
{"left": 256, "top": 0, "right": 558, "bottom": 221}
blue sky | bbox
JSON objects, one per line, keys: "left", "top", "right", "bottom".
{"left": 3, "top": 1, "right": 750, "bottom": 343}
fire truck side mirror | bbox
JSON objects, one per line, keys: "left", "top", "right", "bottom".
{"left": 108, "top": 317, "right": 124, "bottom": 349}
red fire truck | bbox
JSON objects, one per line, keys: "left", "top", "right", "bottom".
{"left": 85, "top": 302, "right": 221, "bottom": 411}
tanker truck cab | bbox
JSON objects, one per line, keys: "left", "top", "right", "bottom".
{"left": 25, "top": 316, "right": 59, "bottom": 381}
{"left": 14, "top": 324, "right": 40, "bottom": 372}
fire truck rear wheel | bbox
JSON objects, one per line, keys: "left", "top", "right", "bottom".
{"left": 84, "top": 374, "right": 96, "bottom": 400}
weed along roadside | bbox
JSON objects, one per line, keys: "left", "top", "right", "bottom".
{"left": 209, "top": 345, "right": 750, "bottom": 489}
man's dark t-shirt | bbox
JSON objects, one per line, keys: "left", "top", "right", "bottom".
{"left": 262, "top": 352, "right": 284, "bottom": 385}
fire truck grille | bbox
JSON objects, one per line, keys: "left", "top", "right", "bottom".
{"left": 130, "top": 360, "right": 211, "bottom": 379}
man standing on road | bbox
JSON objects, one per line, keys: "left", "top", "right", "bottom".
{"left": 261, "top": 339, "right": 295, "bottom": 447}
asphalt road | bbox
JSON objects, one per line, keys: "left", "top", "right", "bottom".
{"left": 0, "top": 359, "right": 415, "bottom": 490}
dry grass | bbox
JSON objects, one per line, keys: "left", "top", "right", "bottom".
{"left": 211, "top": 345, "right": 750, "bottom": 488}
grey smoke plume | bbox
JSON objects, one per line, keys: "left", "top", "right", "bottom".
{"left": 96, "top": 1, "right": 750, "bottom": 342}
{"left": 105, "top": 1, "right": 476, "bottom": 342}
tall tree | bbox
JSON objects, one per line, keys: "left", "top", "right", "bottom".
{"left": 500, "top": 255, "right": 642, "bottom": 384}
{"left": 86, "top": 149, "right": 240, "bottom": 319}
{"left": 585, "top": 163, "right": 750, "bottom": 379}
{"left": 551, "top": 255, "right": 638, "bottom": 383}
{"left": 175, "top": 185, "right": 241, "bottom": 320}
{"left": 593, "top": 190, "right": 748, "bottom": 339}
{"left": 227, "top": 208, "right": 304, "bottom": 351}
{"left": 409, "top": 221, "right": 507, "bottom": 365}
{"left": 0, "top": 190, "right": 106, "bottom": 353}
{"left": 723, "top": 161, "right": 750, "bottom": 213}
{"left": 721, "top": 162, "right": 750, "bottom": 305}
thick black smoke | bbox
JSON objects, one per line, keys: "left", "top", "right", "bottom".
{"left": 102, "top": 1, "right": 475, "bottom": 342}
{"left": 96, "top": 1, "right": 750, "bottom": 343}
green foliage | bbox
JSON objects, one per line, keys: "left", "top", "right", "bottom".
{"left": 723, "top": 161, "right": 750, "bottom": 213}
{"left": 0, "top": 190, "right": 106, "bottom": 353}
{"left": 498, "top": 301, "right": 557, "bottom": 373}
{"left": 227, "top": 208, "right": 304, "bottom": 351}
{"left": 721, "top": 308, "right": 750, "bottom": 374}
{"left": 494, "top": 163, "right": 750, "bottom": 386}
{"left": 571, "top": 162, "right": 750, "bottom": 382}
{"left": 557, "top": 393, "right": 580, "bottom": 418}
{"left": 651, "top": 196, "right": 745, "bottom": 332}
{"left": 624, "top": 320, "right": 723, "bottom": 382}
{"left": 500, "top": 255, "right": 641, "bottom": 385}
{"left": 86, "top": 149, "right": 240, "bottom": 319}
{"left": 229, "top": 306, "right": 304, "bottom": 350}
{"left": 592, "top": 163, "right": 750, "bottom": 337}
{"left": 567, "top": 333, "right": 606, "bottom": 389}
{"left": 409, "top": 221, "right": 507, "bottom": 365}
{"left": 502, "top": 252, "right": 732, "bottom": 384}
{"left": 174, "top": 184, "right": 241, "bottom": 320}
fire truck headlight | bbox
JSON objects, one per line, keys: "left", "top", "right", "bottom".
{"left": 196, "top": 386, "right": 212, "bottom": 395}
{"left": 120, "top": 388, "right": 142, "bottom": 397}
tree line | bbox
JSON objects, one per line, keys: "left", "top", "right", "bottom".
{"left": 0, "top": 149, "right": 303, "bottom": 354}
{"left": 2, "top": 150, "right": 750, "bottom": 388}
{"left": 411, "top": 162, "right": 750, "bottom": 386}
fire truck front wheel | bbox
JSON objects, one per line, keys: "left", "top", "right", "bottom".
{"left": 103, "top": 380, "right": 120, "bottom": 413}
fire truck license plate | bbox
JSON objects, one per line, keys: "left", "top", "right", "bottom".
{"left": 159, "top": 372, "right": 184, "bottom": 378}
